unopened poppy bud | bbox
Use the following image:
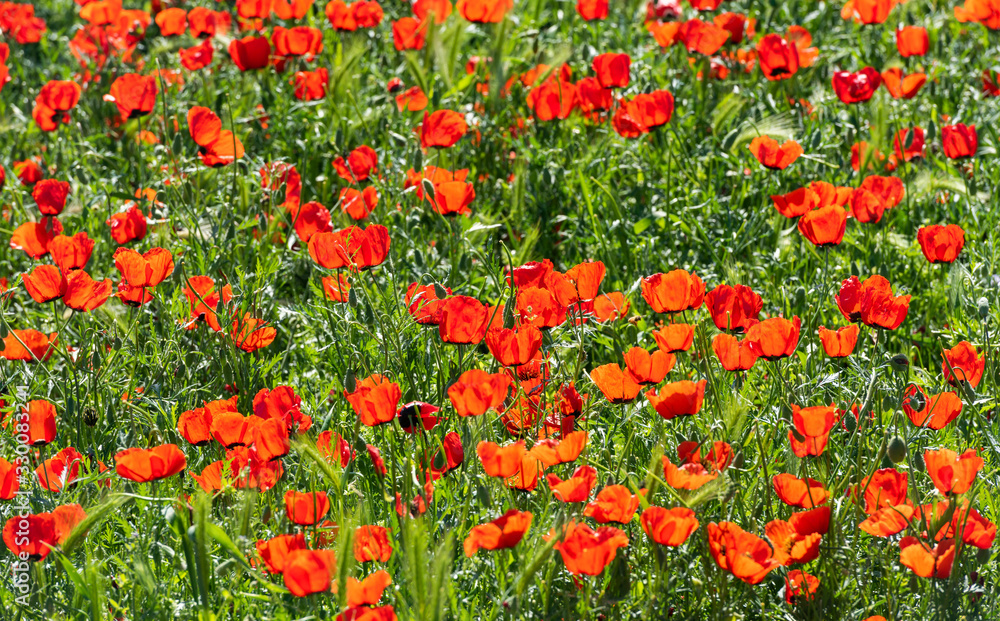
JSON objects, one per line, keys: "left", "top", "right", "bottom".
{"left": 348, "top": 288, "right": 358, "bottom": 307}
{"left": 889, "top": 353, "right": 909, "bottom": 372}
{"left": 887, "top": 435, "right": 907, "bottom": 463}
{"left": 881, "top": 395, "right": 896, "bottom": 411}
{"left": 421, "top": 178, "right": 436, "bottom": 203}
{"left": 731, "top": 450, "right": 744, "bottom": 469}
{"left": 261, "top": 505, "right": 272, "bottom": 524}
{"left": 978, "top": 297, "right": 989, "bottom": 318}
{"left": 0, "top": 325, "right": 6, "bottom": 339}
{"left": 977, "top": 547, "right": 992, "bottom": 564}
{"left": 83, "top": 407, "right": 98, "bottom": 427}
{"left": 433, "top": 283, "right": 448, "bottom": 299}
{"left": 912, "top": 449, "right": 925, "bottom": 472}
{"left": 793, "top": 286, "right": 806, "bottom": 308}
{"left": 344, "top": 370, "right": 356, "bottom": 393}
{"left": 842, "top": 413, "right": 857, "bottom": 433}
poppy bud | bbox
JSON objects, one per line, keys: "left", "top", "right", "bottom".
{"left": 889, "top": 354, "right": 909, "bottom": 372}
{"left": 344, "top": 370, "right": 356, "bottom": 393}
{"left": 262, "top": 505, "right": 272, "bottom": 523}
{"left": 731, "top": 450, "right": 744, "bottom": 469}
{"left": 83, "top": 407, "right": 98, "bottom": 427}
{"left": 978, "top": 297, "right": 989, "bottom": 318}
{"left": 912, "top": 448, "right": 925, "bottom": 472}
{"left": 842, "top": 413, "right": 857, "bottom": 433}
{"left": 792, "top": 286, "right": 806, "bottom": 308}
{"left": 886, "top": 436, "right": 907, "bottom": 463}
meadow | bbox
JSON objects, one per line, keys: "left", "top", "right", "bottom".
{"left": 0, "top": 0, "right": 998, "bottom": 619}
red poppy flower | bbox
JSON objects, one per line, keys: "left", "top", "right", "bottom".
{"left": 749, "top": 136, "right": 803, "bottom": 170}
{"left": 902, "top": 386, "right": 962, "bottom": 430}
{"left": 49, "top": 232, "right": 94, "bottom": 271}
{"left": 464, "top": 509, "right": 533, "bottom": 556}
{"left": 646, "top": 380, "right": 706, "bottom": 420}
{"left": 292, "top": 67, "right": 329, "bottom": 101}
{"left": 651, "top": 324, "right": 693, "bottom": 353}
{"left": 955, "top": 0, "right": 1000, "bottom": 28}
{"left": 23, "top": 399, "right": 57, "bottom": 446}
{"left": 0, "top": 458, "right": 19, "bottom": 499}
{"left": 623, "top": 347, "right": 675, "bottom": 385}
{"left": 392, "top": 17, "right": 427, "bottom": 50}
{"left": 707, "top": 522, "right": 781, "bottom": 585}
{"left": 112, "top": 247, "right": 173, "bottom": 294}
{"left": 33, "top": 81, "right": 81, "bottom": 131}
{"left": 925, "top": 448, "right": 983, "bottom": 496}
{"left": 179, "top": 39, "right": 214, "bottom": 71}
{"left": 3, "top": 505, "right": 85, "bottom": 561}
{"left": 881, "top": 67, "right": 925, "bottom": 99}
{"left": 854, "top": 468, "right": 909, "bottom": 516}
{"left": 354, "top": 525, "right": 392, "bottom": 562}
{"left": 842, "top": 0, "right": 895, "bottom": 23}
{"left": 583, "top": 485, "right": 639, "bottom": 523}
{"left": 413, "top": 0, "right": 452, "bottom": 22}
{"left": 229, "top": 36, "right": 271, "bottom": 71}
{"left": 765, "top": 506, "right": 829, "bottom": 566}
{"left": 745, "top": 316, "right": 800, "bottom": 360}
{"left": 576, "top": 0, "right": 608, "bottom": 19}
{"left": 712, "top": 333, "right": 758, "bottom": 371}
{"left": 788, "top": 404, "right": 838, "bottom": 457}
{"left": 773, "top": 473, "right": 828, "bottom": 508}
{"left": 641, "top": 506, "right": 699, "bottom": 546}
{"left": 640, "top": 270, "right": 704, "bottom": 313}
{"left": 115, "top": 444, "right": 187, "bottom": 482}
{"left": 106, "top": 204, "right": 147, "bottom": 244}
{"left": 447, "top": 369, "right": 510, "bottom": 417}
{"left": 187, "top": 106, "right": 245, "bottom": 167}
{"left": 420, "top": 110, "right": 467, "bottom": 148}
{"left": 342, "top": 570, "right": 391, "bottom": 607}
{"left": 345, "top": 374, "right": 402, "bottom": 426}
{"left": 283, "top": 549, "right": 337, "bottom": 596}
{"left": 63, "top": 270, "right": 113, "bottom": 312}
{"left": 477, "top": 441, "right": 526, "bottom": 478}
{"left": 899, "top": 537, "right": 955, "bottom": 579}
{"left": 662, "top": 456, "right": 717, "bottom": 489}
{"left": 395, "top": 86, "right": 428, "bottom": 112}
{"left": 284, "top": 490, "right": 331, "bottom": 525}
{"left": 592, "top": 53, "right": 630, "bottom": 88}
{"left": 756, "top": 34, "right": 799, "bottom": 81}
{"left": 1, "top": 329, "right": 58, "bottom": 362}
{"left": 271, "top": 0, "right": 314, "bottom": 18}
{"left": 893, "top": 127, "right": 925, "bottom": 161}
{"left": 529, "top": 430, "right": 587, "bottom": 466}
{"left": 983, "top": 70, "right": 1000, "bottom": 96}
{"left": 942, "top": 341, "right": 985, "bottom": 388}
{"left": 188, "top": 7, "right": 230, "bottom": 37}
{"left": 272, "top": 26, "right": 323, "bottom": 59}
{"left": 832, "top": 67, "right": 882, "bottom": 104}
{"left": 941, "top": 124, "right": 977, "bottom": 159}
{"left": 317, "top": 430, "right": 355, "bottom": 467}
{"left": 705, "top": 284, "right": 762, "bottom": 333}
{"left": 818, "top": 324, "right": 859, "bottom": 357}
{"left": 546, "top": 465, "right": 597, "bottom": 503}
{"left": 23, "top": 264, "right": 65, "bottom": 303}
{"left": 527, "top": 77, "right": 577, "bottom": 122}
{"left": 182, "top": 275, "right": 234, "bottom": 332}
{"left": 230, "top": 313, "right": 277, "bottom": 352}
{"left": 105, "top": 73, "right": 158, "bottom": 119}
{"left": 678, "top": 19, "right": 730, "bottom": 55}
{"left": 455, "top": 0, "right": 512, "bottom": 22}
{"left": 548, "top": 520, "right": 628, "bottom": 575}
{"left": 914, "top": 224, "right": 964, "bottom": 264}
{"left": 256, "top": 534, "right": 308, "bottom": 573}
{"left": 588, "top": 364, "right": 641, "bottom": 404}
{"left": 713, "top": 12, "right": 754, "bottom": 44}
{"left": 155, "top": 7, "right": 186, "bottom": 35}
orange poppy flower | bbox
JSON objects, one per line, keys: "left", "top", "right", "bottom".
{"left": 3, "top": 505, "right": 85, "bottom": 561}
{"left": 924, "top": 448, "right": 983, "bottom": 496}
{"left": 662, "top": 456, "right": 718, "bottom": 489}
{"left": 413, "top": 0, "right": 452, "bottom": 22}
{"left": 115, "top": 444, "right": 187, "bottom": 482}
{"left": 713, "top": 12, "right": 754, "bottom": 44}
{"left": 784, "top": 570, "right": 820, "bottom": 605}
{"left": 34, "top": 80, "right": 81, "bottom": 130}
{"left": 984, "top": 69, "right": 1000, "bottom": 96}
{"left": 712, "top": 333, "right": 758, "bottom": 371}
{"left": 745, "top": 316, "right": 800, "bottom": 360}
{"left": 283, "top": 549, "right": 337, "bottom": 596}
{"left": 647, "top": 20, "right": 682, "bottom": 48}
{"left": 23, "top": 264, "right": 65, "bottom": 303}
{"left": 188, "top": 7, "right": 230, "bottom": 37}
{"left": 187, "top": 106, "right": 245, "bottom": 167}
{"left": 477, "top": 441, "right": 526, "bottom": 478}
{"left": 748, "top": 136, "right": 803, "bottom": 170}
{"left": 945, "top": 503, "right": 997, "bottom": 549}
{"left": 63, "top": 270, "right": 112, "bottom": 312}
{"left": 583, "top": 485, "right": 639, "bottom": 523}
{"left": 271, "top": 0, "right": 314, "bottom": 18}
{"left": 589, "top": 364, "right": 642, "bottom": 404}
{"left": 209, "top": 411, "right": 255, "bottom": 448}
{"left": 855, "top": 468, "right": 909, "bottom": 514}
{"left": 546, "top": 465, "right": 597, "bottom": 503}
{"left": 529, "top": 430, "right": 587, "bottom": 467}
{"left": 395, "top": 85, "right": 428, "bottom": 112}
{"left": 640, "top": 270, "right": 704, "bottom": 314}
{"left": 23, "top": 399, "right": 57, "bottom": 446}
{"left": 49, "top": 231, "right": 94, "bottom": 272}
{"left": 756, "top": 34, "right": 799, "bottom": 81}
{"left": 527, "top": 78, "right": 577, "bottom": 122}
{"left": 843, "top": 0, "right": 895, "bottom": 23}
{"left": 106, "top": 204, "right": 147, "bottom": 244}
{"left": 549, "top": 520, "right": 628, "bottom": 575}
{"left": 345, "top": 374, "right": 402, "bottom": 426}
{"left": 646, "top": 380, "right": 706, "bottom": 420}
{"left": 817, "top": 324, "right": 859, "bottom": 357}
{"left": 464, "top": 509, "right": 533, "bottom": 556}
{"left": 436, "top": 295, "right": 488, "bottom": 343}
{"left": 105, "top": 73, "right": 157, "bottom": 119}
{"left": 858, "top": 504, "right": 915, "bottom": 537}
{"left": 576, "top": 0, "right": 608, "bottom": 20}
{"left": 707, "top": 521, "right": 781, "bottom": 585}
{"left": 623, "top": 347, "right": 675, "bottom": 385}
{"left": 317, "top": 430, "right": 355, "bottom": 467}
{"left": 288, "top": 200, "right": 332, "bottom": 240}
{"left": 892, "top": 127, "right": 925, "bottom": 162}
{"left": 420, "top": 109, "right": 467, "bottom": 148}
{"left": 678, "top": 441, "right": 733, "bottom": 472}
{"left": 1, "top": 329, "right": 58, "bottom": 362}
{"left": 113, "top": 246, "right": 174, "bottom": 289}
{"left": 447, "top": 369, "right": 510, "bottom": 416}
{"left": 155, "top": 7, "right": 186, "bottom": 35}
{"left": 0, "top": 457, "right": 19, "bottom": 499}
{"left": 456, "top": 0, "right": 512, "bottom": 22}
{"left": 229, "top": 35, "right": 271, "bottom": 71}
{"left": 341, "top": 570, "right": 391, "bottom": 607}
{"left": 678, "top": 19, "right": 730, "bottom": 55}
{"left": 899, "top": 537, "right": 955, "bottom": 579}
{"left": 256, "top": 533, "right": 308, "bottom": 573}
{"left": 880, "top": 67, "right": 925, "bottom": 99}
{"left": 942, "top": 123, "right": 977, "bottom": 159}
{"left": 12, "top": 217, "right": 63, "bottom": 258}
{"left": 850, "top": 188, "right": 888, "bottom": 224}
{"left": 766, "top": 506, "right": 829, "bottom": 565}
{"left": 177, "top": 406, "right": 213, "bottom": 446}
{"left": 942, "top": 341, "right": 985, "bottom": 388}
{"left": 788, "top": 404, "right": 838, "bottom": 457}
{"left": 392, "top": 17, "right": 427, "bottom": 50}
{"left": 354, "top": 525, "right": 392, "bottom": 562}
{"left": 652, "top": 323, "right": 695, "bottom": 353}
{"left": 901, "top": 386, "right": 962, "bottom": 430}
{"left": 641, "top": 506, "right": 699, "bottom": 546}
{"left": 705, "top": 284, "right": 762, "bottom": 333}
{"left": 773, "top": 473, "right": 828, "bottom": 508}
{"left": 485, "top": 325, "right": 542, "bottom": 367}
{"left": 182, "top": 275, "right": 234, "bottom": 332}
{"left": 284, "top": 490, "right": 331, "bottom": 525}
